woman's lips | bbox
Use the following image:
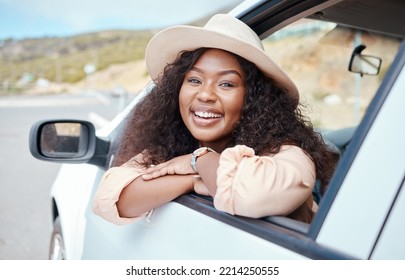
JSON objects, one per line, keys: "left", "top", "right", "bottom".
{"left": 191, "top": 106, "right": 223, "bottom": 127}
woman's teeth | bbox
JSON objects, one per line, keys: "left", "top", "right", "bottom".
{"left": 194, "top": 111, "right": 222, "bottom": 118}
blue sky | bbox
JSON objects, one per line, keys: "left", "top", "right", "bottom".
{"left": 0, "top": 0, "right": 243, "bottom": 40}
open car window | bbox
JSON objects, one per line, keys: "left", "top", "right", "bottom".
{"left": 263, "top": 18, "right": 401, "bottom": 132}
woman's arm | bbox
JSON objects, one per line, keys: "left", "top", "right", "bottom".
{"left": 117, "top": 174, "right": 194, "bottom": 218}
{"left": 193, "top": 152, "right": 220, "bottom": 196}
{"left": 141, "top": 152, "right": 220, "bottom": 197}
{"left": 93, "top": 153, "right": 195, "bottom": 225}
{"left": 140, "top": 145, "right": 316, "bottom": 221}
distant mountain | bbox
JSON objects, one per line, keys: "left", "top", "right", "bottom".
{"left": 0, "top": 29, "right": 154, "bottom": 92}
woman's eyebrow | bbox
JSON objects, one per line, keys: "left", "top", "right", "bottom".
{"left": 218, "top": 69, "right": 242, "bottom": 78}
{"left": 190, "top": 66, "right": 242, "bottom": 78}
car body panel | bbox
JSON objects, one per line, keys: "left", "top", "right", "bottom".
{"left": 82, "top": 202, "right": 309, "bottom": 260}
{"left": 371, "top": 178, "right": 405, "bottom": 259}
{"left": 51, "top": 164, "right": 102, "bottom": 259}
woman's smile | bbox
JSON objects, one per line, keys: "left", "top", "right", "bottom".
{"left": 179, "top": 48, "right": 245, "bottom": 150}
{"left": 191, "top": 105, "right": 223, "bottom": 126}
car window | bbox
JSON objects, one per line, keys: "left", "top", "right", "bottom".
{"left": 263, "top": 18, "right": 401, "bottom": 131}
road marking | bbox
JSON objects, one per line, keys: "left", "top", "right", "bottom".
{"left": 0, "top": 98, "right": 68, "bottom": 107}
{"left": 0, "top": 93, "right": 109, "bottom": 107}
{"left": 93, "top": 93, "right": 110, "bottom": 105}
{"left": 88, "top": 112, "right": 110, "bottom": 128}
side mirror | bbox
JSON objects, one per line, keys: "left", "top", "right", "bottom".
{"left": 348, "top": 44, "right": 382, "bottom": 76}
{"left": 29, "top": 120, "right": 110, "bottom": 167}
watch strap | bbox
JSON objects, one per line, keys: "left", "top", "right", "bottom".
{"left": 191, "top": 147, "right": 216, "bottom": 172}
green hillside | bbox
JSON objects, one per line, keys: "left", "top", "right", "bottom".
{"left": 0, "top": 29, "right": 153, "bottom": 94}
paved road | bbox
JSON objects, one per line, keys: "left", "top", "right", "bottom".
{"left": 0, "top": 90, "right": 131, "bottom": 259}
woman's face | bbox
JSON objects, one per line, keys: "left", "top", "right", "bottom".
{"left": 179, "top": 49, "right": 245, "bottom": 151}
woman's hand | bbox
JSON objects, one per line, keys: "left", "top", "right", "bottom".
{"left": 194, "top": 176, "right": 211, "bottom": 196}
{"left": 141, "top": 154, "right": 196, "bottom": 180}
{"left": 140, "top": 152, "right": 219, "bottom": 197}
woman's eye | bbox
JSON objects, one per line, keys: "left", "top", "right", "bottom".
{"left": 187, "top": 78, "right": 201, "bottom": 84}
{"left": 220, "top": 81, "right": 235, "bottom": 87}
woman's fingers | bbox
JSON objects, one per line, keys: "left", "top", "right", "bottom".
{"left": 142, "top": 167, "right": 167, "bottom": 180}
{"left": 143, "top": 162, "right": 166, "bottom": 174}
{"left": 141, "top": 154, "right": 196, "bottom": 180}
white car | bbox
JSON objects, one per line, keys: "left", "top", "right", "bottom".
{"left": 29, "top": 0, "right": 405, "bottom": 260}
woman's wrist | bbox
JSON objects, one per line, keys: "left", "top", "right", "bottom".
{"left": 195, "top": 152, "right": 220, "bottom": 195}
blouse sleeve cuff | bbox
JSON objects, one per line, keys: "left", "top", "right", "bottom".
{"left": 214, "top": 145, "right": 255, "bottom": 215}
{"left": 92, "top": 166, "right": 146, "bottom": 225}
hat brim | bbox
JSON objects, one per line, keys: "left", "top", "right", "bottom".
{"left": 145, "top": 25, "right": 299, "bottom": 101}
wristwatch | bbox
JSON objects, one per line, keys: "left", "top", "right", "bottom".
{"left": 191, "top": 147, "right": 216, "bottom": 172}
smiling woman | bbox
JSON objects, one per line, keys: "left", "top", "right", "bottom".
{"left": 179, "top": 49, "right": 246, "bottom": 152}
{"left": 92, "top": 14, "right": 337, "bottom": 225}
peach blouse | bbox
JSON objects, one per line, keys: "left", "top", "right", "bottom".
{"left": 92, "top": 145, "right": 316, "bottom": 225}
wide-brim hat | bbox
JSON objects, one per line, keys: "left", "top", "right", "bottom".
{"left": 145, "top": 13, "right": 299, "bottom": 102}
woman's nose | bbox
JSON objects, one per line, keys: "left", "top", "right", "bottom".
{"left": 196, "top": 83, "right": 217, "bottom": 102}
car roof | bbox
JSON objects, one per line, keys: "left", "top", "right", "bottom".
{"left": 235, "top": 0, "right": 404, "bottom": 39}
{"left": 308, "top": 0, "right": 404, "bottom": 38}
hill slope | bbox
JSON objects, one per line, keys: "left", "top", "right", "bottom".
{"left": 0, "top": 29, "right": 154, "bottom": 92}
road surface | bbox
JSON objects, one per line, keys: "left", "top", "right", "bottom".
{"left": 0, "top": 90, "right": 131, "bottom": 259}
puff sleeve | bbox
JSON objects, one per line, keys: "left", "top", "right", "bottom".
{"left": 214, "top": 145, "right": 316, "bottom": 218}
{"left": 92, "top": 154, "right": 147, "bottom": 225}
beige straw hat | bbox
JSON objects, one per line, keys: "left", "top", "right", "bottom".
{"left": 145, "top": 13, "right": 299, "bottom": 101}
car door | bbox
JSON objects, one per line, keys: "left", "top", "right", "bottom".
{"left": 371, "top": 175, "right": 405, "bottom": 259}
{"left": 312, "top": 39, "right": 405, "bottom": 259}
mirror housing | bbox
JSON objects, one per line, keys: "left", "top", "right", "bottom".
{"left": 348, "top": 44, "right": 382, "bottom": 76}
{"left": 29, "top": 120, "right": 110, "bottom": 168}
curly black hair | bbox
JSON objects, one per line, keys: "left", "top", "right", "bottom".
{"left": 113, "top": 48, "right": 336, "bottom": 194}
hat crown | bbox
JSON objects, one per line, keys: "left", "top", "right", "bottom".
{"left": 204, "top": 14, "right": 264, "bottom": 51}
